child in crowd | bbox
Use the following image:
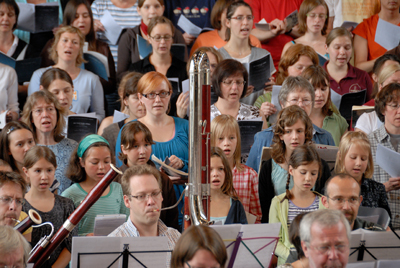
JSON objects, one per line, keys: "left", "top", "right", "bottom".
{"left": 269, "top": 144, "right": 324, "bottom": 266}
{"left": 22, "top": 146, "right": 77, "bottom": 268}
{"left": 211, "top": 115, "right": 262, "bottom": 223}
{"left": 210, "top": 147, "right": 247, "bottom": 225}
{"left": 119, "top": 120, "right": 179, "bottom": 230}
{"left": 335, "top": 131, "right": 391, "bottom": 218}
{"left": 62, "top": 134, "right": 129, "bottom": 236}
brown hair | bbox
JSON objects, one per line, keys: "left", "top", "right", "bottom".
{"left": 66, "top": 138, "right": 114, "bottom": 183}
{"left": 0, "top": 171, "right": 27, "bottom": 196}
{"left": 225, "top": 0, "right": 253, "bottom": 46}
{"left": 0, "top": 122, "right": 34, "bottom": 172}
{"left": 50, "top": 26, "right": 86, "bottom": 66}
{"left": 40, "top": 68, "right": 74, "bottom": 91}
{"left": 119, "top": 121, "right": 155, "bottom": 164}
{"left": 335, "top": 131, "right": 374, "bottom": 179}
{"left": 121, "top": 164, "right": 162, "bottom": 197}
{"left": 211, "top": 147, "right": 238, "bottom": 200}
{"left": 271, "top": 106, "right": 314, "bottom": 164}
{"left": 21, "top": 90, "right": 67, "bottom": 143}
{"left": 212, "top": 59, "right": 248, "bottom": 99}
{"left": 326, "top": 27, "right": 353, "bottom": 47}
{"left": 186, "top": 46, "right": 223, "bottom": 74}
{"left": 138, "top": 0, "right": 164, "bottom": 7}
{"left": 301, "top": 65, "right": 332, "bottom": 116}
{"left": 371, "top": 54, "right": 400, "bottom": 98}
{"left": 298, "top": 0, "right": 329, "bottom": 35}
{"left": 375, "top": 83, "right": 400, "bottom": 122}
{"left": 283, "top": 144, "right": 321, "bottom": 201}
{"left": 170, "top": 225, "right": 227, "bottom": 268}
{"left": 289, "top": 213, "right": 308, "bottom": 260}
{"left": 23, "top": 146, "right": 57, "bottom": 170}
{"left": 211, "top": 115, "right": 243, "bottom": 171}
{"left": 148, "top": 16, "right": 175, "bottom": 37}
{"left": 0, "top": 0, "right": 20, "bottom": 30}
{"left": 210, "top": 0, "right": 234, "bottom": 29}
{"left": 118, "top": 72, "right": 143, "bottom": 111}
{"left": 63, "top": 0, "right": 97, "bottom": 51}
{"left": 276, "top": 44, "right": 319, "bottom": 85}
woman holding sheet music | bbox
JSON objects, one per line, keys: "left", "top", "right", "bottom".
{"left": 40, "top": 0, "right": 117, "bottom": 116}
{"left": 218, "top": 0, "right": 275, "bottom": 106}
{"left": 21, "top": 90, "right": 78, "bottom": 194}
{"left": 28, "top": 26, "right": 105, "bottom": 122}
{"left": 323, "top": 27, "right": 373, "bottom": 101}
{"left": 281, "top": 0, "right": 329, "bottom": 59}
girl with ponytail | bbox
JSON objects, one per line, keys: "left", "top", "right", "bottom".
{"left": 268, "top": 144, "right": 325, "bottom": 266}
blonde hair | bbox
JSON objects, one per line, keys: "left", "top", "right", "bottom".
{"left": 211, "top": 115, "right": 243, "bottom": 171}
{"left": 335, "top": 131, "right": 374, "bottom": 179}
{"left": 50, "top": 25, "right": 86, "bottom": 66}
{"left": 378, "top": 64, "right": 400, "bottom": 87}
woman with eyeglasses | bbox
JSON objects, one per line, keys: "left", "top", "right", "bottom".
{"left": 117, "top": 0, "right": 187, "bottom": 78}
{"left": 210, "top": 59, "right": 267, "bottom": 128}
{"left": 218, "top": 1, "right": 275, "bottom": 106}
{"left": 281, "top": 0, "right": 329, "bottom": 59}
{"left": 114, "top": 71, "right": 189, "bottom": 229}
{"left": 128, "top": 16, "right": 188, "bottom": 119}
{"left": 21, "top": 91, "right": 78, "bottom": 194}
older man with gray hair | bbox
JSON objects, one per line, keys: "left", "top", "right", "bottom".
{"left": 247, "top": 76, "right": 335, "bottom": 172}
{"left": 300, "top": 209, "right": 351, "bottom": 268}
{"left": 0, "top": 225, "right": 31, "bottom": 267}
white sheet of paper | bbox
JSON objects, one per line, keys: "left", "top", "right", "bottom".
{"left": 255, "top": 18, "right": 270, "bottom": 31}
{"left": 17, "top": 3, "right": 35, "bottom": 32}
{"left": 177, "top": 14, "right": 202, "bottom": 37}
{"left": 0, "top": 110, "right": 8, "bottom": 129}
{"left": 269, "top": 85, "right": 282, "bottom": 124}
{"left": 112, "top": 110, "right": 129, "bottom": 123}
{"left": 376, "top": 143, "right": 400, "bottom": 177}
{"left": 374, "top": 18, "right": 400, "bottom": 50}
{"left": 330, "top": 89, "right": 342, "bottom": 109}
{"left": 100, "top": 10, "right": 123, "bottom": 45}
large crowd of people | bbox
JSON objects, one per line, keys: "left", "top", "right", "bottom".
{"left": 0, "top": 0, "right": 400, "bottom": 267}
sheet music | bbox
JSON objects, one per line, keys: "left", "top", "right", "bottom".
{"left": 376, "top": 144, "right": 400, "bottom": 177}
{"left": 0, "top": 110, "right": 7, "bottom": 129}
{"left": 177, "top": 14, "right": 202, "bottom": 37}
{"left": 374, "top": 18, "right": 400, "bottom": 50}
{"left": 255, "top": 18, "right": 270, "bottom": 31}
{"left": 113, "top": 110, "right": 129, "bottom": 123}
{"left": 100, "top": 10, "right": 123, "bottom": 45}
{"left": 269, "top": 85, "right": 282, "bottom": 124}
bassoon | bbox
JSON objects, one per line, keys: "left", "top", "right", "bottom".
{"left": 28, "top": 164, "right": 122, "bottom": 267}
{"left": 184, "top": 50, "right": 211, "bottom": 229}
{"left": 14, "top": 209, "right": 42, "bottom": 234}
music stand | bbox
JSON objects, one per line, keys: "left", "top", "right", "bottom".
{"left": 349, "top": 229, "right": 400, "bottom": 262}
{"left": 71, "top": 236, "right": 170, "bottom": 268}
{"left": 211, "top": 223, "right": 280, "bottom": 268}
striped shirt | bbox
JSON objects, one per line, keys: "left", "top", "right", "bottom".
{"left": 287, "top": 195, "right": 319, "bottom": 228}
{"left": 108, "top": 218, "right": 180, "bottom": 267}
{"left": 61, "top": 182, "right": 130, "bottom": 236}
{"left": 91, "top": 0, "right": 141, "bottom": 68}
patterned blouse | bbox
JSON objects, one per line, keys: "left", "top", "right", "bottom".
{"left": 210, "top": 103, "right": 260, "bottom": 122}
{"left": 361, "top": 177, "right": 392, "bottom": 218}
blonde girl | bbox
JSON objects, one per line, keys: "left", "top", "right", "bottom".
{"left": 210, "top": 147, "right": 247, "bottom": 225}
{"left": 335, "top": 131, "right": 391, "bottom": 217}
{"left": 22, "top": 146, "right": 77, "bottom": 267}
{"left": 269, "top": 144, "right": 324, "bottom": 266}
{"left": 62, "top": 134, "right": 129, "bottom": 236}
{"left": 211, "top": 114, "right": 262, "bottom": 223}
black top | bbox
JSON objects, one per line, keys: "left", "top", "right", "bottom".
{"left": 259, "top": 158, "right": 331, "bottom": 223}
{"left": 128, "top": 55, "right": 188, "bottom": 117}
{"left": 11, "top": 39, "right": 28, "bottom": 59}
{"left": 361, "top": 177, "right": 392, "bottom": 219}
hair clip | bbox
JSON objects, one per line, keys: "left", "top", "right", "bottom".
{"left": 6, "top": 127, "right": 14, "bottom": 135}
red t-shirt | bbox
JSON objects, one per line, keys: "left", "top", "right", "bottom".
{"left": 353, "top": 14, "right": 400, "bottom": 61}
{"left": 246, "top": 0, "right": 303, "bottom": 70}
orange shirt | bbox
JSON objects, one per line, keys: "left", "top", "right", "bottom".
{"left": 190, "top": 29, "right": 262, "bottom": 56}
{"left": 353, "top": 14, "right": 400, "bottom": 61}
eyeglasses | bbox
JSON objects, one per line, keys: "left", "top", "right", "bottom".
{"left": 306, "top": 13, "right": 327, "bottom": 19}
{"left": 286, "top": 99, "right": 312, "bottom": 106}
{"left": 185, "top": 262, "right": 220, "bottom": 268}
{"left": 0, "top": 196, "right": 25, "bottom": 207}
{"left": 33, "top": 106, "right": 56, "bottom": 115}
{"left": 149, "top": 35, "right": 173, "bottom": 42}
{"left": 129, "top": 190, "right": 162, "bottom": 202}
{"left": 141, "top": 91, "right": 171, "bottom": 99}
{"left": 327, "top": 196, "right": 360, "bottom": 205}
{"left": 386, "top": 103, "right": 400, "bottom": 110}
{"left": 230, "top": 15, "right": 254, "bottom": 21}
{"left": 309, "top": 244, "right": 348, "bottom": 255}
{"left": 222, "top": 80, "right": 246, "bottom": 87}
